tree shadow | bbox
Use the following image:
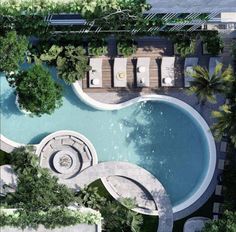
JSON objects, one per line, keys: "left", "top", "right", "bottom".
{"left": 28, "top": 132, "right": 52, "bottom": 144}
{"left": 0, "top": 90, "right": 22, "bottom": 118}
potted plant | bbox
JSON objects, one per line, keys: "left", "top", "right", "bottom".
{"left": 117, "top": 39, "right": 137, "bottom": 57}
{"left": 88, "top": 39, "right": 108, "bottom": 57}
{"left": 201, "top": 32, "right": 224, "bottom": 55}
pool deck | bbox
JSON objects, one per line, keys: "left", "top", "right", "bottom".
{"left": 82, "top": 36, "right": 233, "bottom": 92}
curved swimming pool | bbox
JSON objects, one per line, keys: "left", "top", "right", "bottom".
{"left": 0, "top": 69, "right": 215, "bottom": 213}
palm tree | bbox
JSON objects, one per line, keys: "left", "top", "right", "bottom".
{"left": 212, "top": 103, "right": 236, "bottom": 147}
{"left": 187, "top": 63, "right": 233, "bottom": 105}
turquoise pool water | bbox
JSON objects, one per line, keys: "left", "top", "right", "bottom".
{"left": 0, "top": 68, "right": 209, "bottom": 207}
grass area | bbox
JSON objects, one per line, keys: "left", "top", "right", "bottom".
{"left": 89, "top": 179, "right": 158, "bottom": 232}
{"left": 0, "top": 150, "right": 10, "bottom": 165}
{"left": 173, "top": 195, "right": 214, "bottom": 232}
{"left": 90, "top": 179, "right": 216, "bottom": 232}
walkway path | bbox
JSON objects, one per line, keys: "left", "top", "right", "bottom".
{"left": 59, "top": 161, "right": 173, "bottom": 232}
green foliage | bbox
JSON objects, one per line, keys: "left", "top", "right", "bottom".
{"left": 0, "top": 31, "right": 28, "bottom": 73}
{"left": 76, "top": 186, "right": 106, "bottom": 210}
{"left": 117, "top": 39, "right": 137, "bottom": 57}
{"left": 101, "top": 200, "right": 143, "bottom": 232}
{"left": 0, "top": 150, "right": 10, "bottom": 165}
{"left": 76, "top": 184, "right": 143, "bottom": 232}
{"left": 0, "top": 207, "right": 102, "bottom": 229}
{"left": 5, "top": 147, "right": 75, "bottom": 211}
{"left": 202, "top": 32, "right": 224, "bottom": 56}
{"left": 202, "top": 210, "right": 236, "bottom": 232}
{"left": 40, "top": 45, "right": 91, "bottom": 84}
{"left": 88, "top": 39, "right": 108, "bottom": 57}
{"left": 222, "top": 144, "right": 236, "bottom": 210}
{"left": 172, "top": 33, "right": 196, "bottom": 57}
{"left": 231, "top": 41, "right": 236, "bottom": 60}
{"left": 0, "top": 15, "right": 49, "bottom": 37}
{"left": 212, "top": 103, "right": 236, "bottom": 147}
{"left": 175, "top": 40, "right": 196, "bottom": 58}
{"left": 187, "top": 64, "right": 233, "bottom": 105}
{"left": 7, "top": 64, "right": 63, "bottom": 117}
{"left": 0, "top": 147, "right": 102, "bottom": 229}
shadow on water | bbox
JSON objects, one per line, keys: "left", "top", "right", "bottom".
{"left": 0, "top": 91, "right": 22, "bottom": 117}
{"left": 49, "top": 66, "right": 98, "bottom": 112}
{"left": 28, "top": 132, "right": 52, "bottom": 144}
{"left": 121, "top": 101, "right": 162, "bottom": 175}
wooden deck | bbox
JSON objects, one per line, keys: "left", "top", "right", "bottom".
{"left": 82, "top": 37, "right": 213, "bottom": 93}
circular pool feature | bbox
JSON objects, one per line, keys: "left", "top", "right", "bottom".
{"left": 0, "top": 72, "right": 216, "bottom": 215}
{"left": 35, "top": 131, "right": 98, "bottom": 179}
{"left": 53, "top": 150, "right": 77, "bottom": 174}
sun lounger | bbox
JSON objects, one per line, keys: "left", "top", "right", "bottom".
{"left": 184, "top": 57, "right": 199, "bottom": 87}
{"left": 161, "top": 57, "right": 175, "bottom": 87}
{"left": 218, "top": 159, "right": 225, "bottom": 170}
{"left": 209, "top": 57, "right": 222, "bottom": 76}
{"left": 213, "top": 202, "right": 221, "bottom": 214}
{"left": 136, "top": 57, "right": 150, "bottom": 87}
{"left": 89, "top": 58, "right": 103, "bottom": 88}
{"left": 113, "top": 58, "right": 127, "bottom": 87}
{"left": 215, "top": 185, "right": 223, "bottom": 196}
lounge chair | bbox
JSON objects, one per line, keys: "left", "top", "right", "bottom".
{"left": 218, "top": 159, "right": 225, "bottom": 170}
{"left": 184, "top": 57, "right": 199, "bottom": 87}
{"left": 215, "top": 185, "right": 223, "bottom": 196}
{"left": 136, "top": 57, "right": 150, "bottom": 87}
{"left": 209, "top": 57, "right": 222, "bottom": 76}
{"left": 113, "top": 58, "right": 127, "bottom": 87}
{"left": 161, "top": 56, "right": 175, "bottom": 87}
{"left": 89, "top": 58, "right": 103, "bottom": 88}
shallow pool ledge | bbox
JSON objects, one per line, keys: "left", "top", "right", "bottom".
{"left": 72, "top": 81, "right": 217, "bottom": 216}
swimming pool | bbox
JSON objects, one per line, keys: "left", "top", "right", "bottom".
{"left": 0, "top": 68, "right": 215, "bottom": 212}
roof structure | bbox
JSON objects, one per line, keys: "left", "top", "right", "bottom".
{"left": 147, "top": 0, "right": 236, "bottom": 13}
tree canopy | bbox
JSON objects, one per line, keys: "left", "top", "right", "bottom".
{"left": 0, "top": 31, "right": 28, "bottom": 73}
{"left": 7, "top": 64, "right": 63, "bottom": 117}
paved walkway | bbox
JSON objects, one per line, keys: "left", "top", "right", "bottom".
{"left": 59, "top": 161, "right": 173, "bottom": 232}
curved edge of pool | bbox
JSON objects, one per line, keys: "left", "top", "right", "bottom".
{"left": 72, "top": 81, "right": 217, "bottom": 215}
{"left": 0, "top": 82, "right": 217, "bottom": 218}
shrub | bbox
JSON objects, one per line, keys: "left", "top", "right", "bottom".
{"left": 0, "top": 207, "right": 102, "bottom": 229}
{"left": 7, "top": 64, "right": 63, "bottom": 117}
{"left": 5, "top": 147, "right": 75, "bottom": 211}
{"left": 172, "top": 33, "right": 196, "bottom": 57}
{"left": 231, "top": 41, "right": 236, "bottom": 60}
{"left": 202, "top": 32, "right": 224, "bottom": 55}
{"left": 117, "top": 39, "right": 137, "bottom": 57}
{"left": 88, "top": 39, "right": 108, "bottom": 57}
{"left": 40, "top": 45, "right": 91, "bottom": 84}
{"left": 175, "top": 40, "right": 196, "bottom": 58}
{"left": 202, "top": 210, "right": 236, "bottom": 232}
{"left": 0, "top": 31, "right": 28, "bottom": 73}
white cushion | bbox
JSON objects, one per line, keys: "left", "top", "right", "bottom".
{"left": 138, "top": 66, "right": 146, "bottom": 73}
{"left": 163, "top": 77, "right": 172, "bottom": 85}
{"left": 91, "top": 78, "right": 100, "bottom": 86}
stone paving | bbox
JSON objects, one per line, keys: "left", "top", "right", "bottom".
{"left": 37, "top": 132, "right": 97, "bottom": 180}
{"left": 59, "top": 161, "right": 173, "bottom": 232}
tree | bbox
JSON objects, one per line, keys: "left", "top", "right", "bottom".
{"left": 7, "top": 64, "right": 63, "bottom": 117}
{"left": 40, "top": 45, "right": 91, "bottom": 84}
{"left": 0, "top": 31, "right": 28, "bottom": 73}
{"left": 187, "top": 64, "right": 233, "bottom": 105}
{"left": 6, "top": 147, "right": 75, "bottom": 211}
{"left": 212, "top": 103, "right": 236, "bottom": 147}
{"left": 202, "top": 211, "right": 236, "bottom": 232}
